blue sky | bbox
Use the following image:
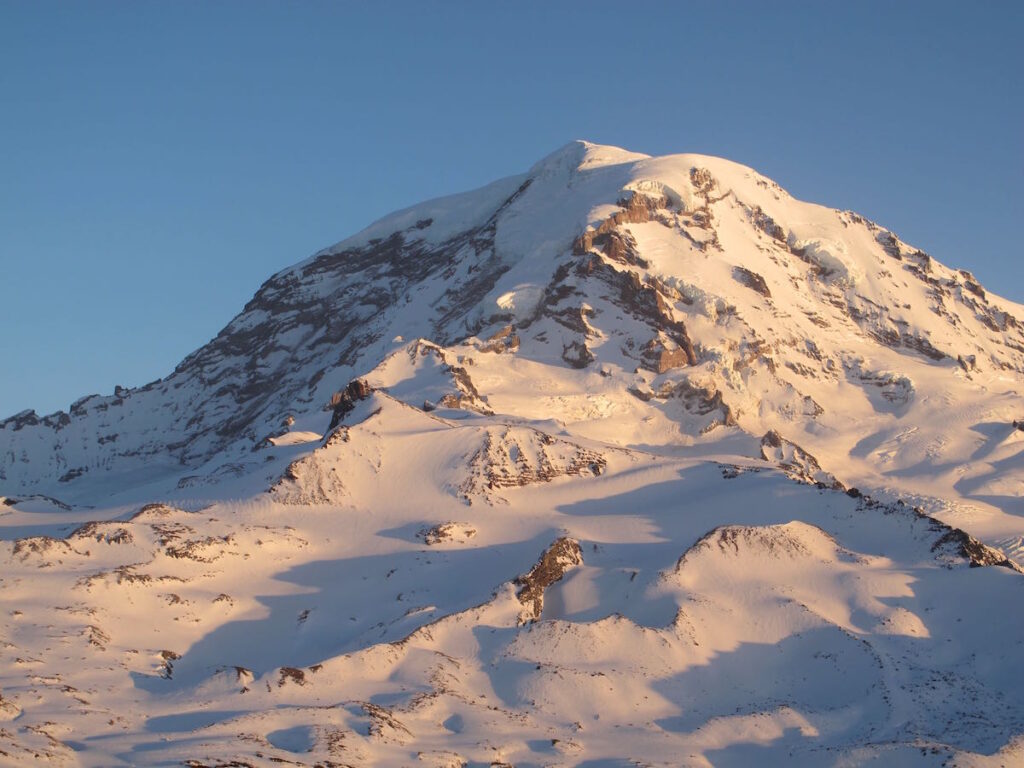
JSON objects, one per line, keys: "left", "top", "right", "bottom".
{"left": 1, "top": 1, "right": 1021, "bottom": 417}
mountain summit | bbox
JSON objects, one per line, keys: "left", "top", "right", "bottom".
{"left": 3, "top": 141, "right": 1021, "bottom": 514}
{"left": 2, "top": 142, "right": 1023, "bottom": 765}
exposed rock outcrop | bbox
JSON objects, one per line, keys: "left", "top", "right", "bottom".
{"left": 733, "top": 266, "right": 772, "bottom": 298}
{"left": 476, "top": 325, "right": 520, "bottom": 354}
{"left": 641, "top": 336, "right": 691, "bottom": 374}
{"left": 515, "top": 537, "right": 583, "bottom": 623}
{"left": 932, "top": 528, "right": 1023, "bottom": 572}
{"left": 418, "top": 522, "right": 477, "bottom": 546}
{"left": 658, "top": 377, "right": 736, "bottom": 432}
{"left": 572, "top": 192, "right": 671, "bottom": 260}
{"left": 761, "top": 430, "right": 843, "bottom": 489}
{"left": 327, "top": 379, "right": 374, "bottom": 430}
{"left": 561, "top": 340, "right": 594, "bottom": 369}
{"left": 459, "top": 427, "right": 606, "bottom": 503}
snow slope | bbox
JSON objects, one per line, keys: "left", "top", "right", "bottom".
{"left": 1, "top": 141, "right": 1022, "bottom": 766}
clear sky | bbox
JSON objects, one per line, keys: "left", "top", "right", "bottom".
{"left": 2, "top": 1, "right": 1021, "bottom": 417}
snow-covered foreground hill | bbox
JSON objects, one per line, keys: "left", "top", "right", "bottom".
{"left": 2, "top": 142, "right": 1023, "bottom": 766}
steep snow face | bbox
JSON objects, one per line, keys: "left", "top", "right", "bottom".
{"left": 1, "top": 141, "right": 1023, "bottom": 766}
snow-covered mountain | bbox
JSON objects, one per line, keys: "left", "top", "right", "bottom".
{"left": 2, "top": 141, "right": 1023, "bottom": 766}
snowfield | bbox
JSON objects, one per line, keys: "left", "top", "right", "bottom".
{"left": 1, "top": 141, "right": 1023, "bottom": 766}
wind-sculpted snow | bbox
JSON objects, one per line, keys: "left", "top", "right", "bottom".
{"left": 1, "top": 141, "right": 1023, "bottom": 765}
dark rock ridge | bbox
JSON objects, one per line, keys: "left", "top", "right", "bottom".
{"left": 932, "top": 528, "right": 1023, "bottom": 572}
{"left": 733, "top": 266, "right": 772, "bottom": 298}
{"left": 515, "top": 537, "right": 583, "bottom": 622}
{"left": 327, "top": 379, "right": 374, "bottom": 431}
